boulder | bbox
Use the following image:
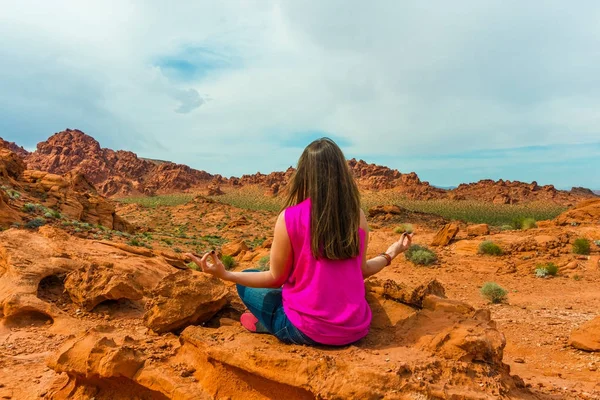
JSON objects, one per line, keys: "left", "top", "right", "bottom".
{"left": 556, "top": 199, "right": 600, "bottom": 225}
{"left": 144, "top": 270, "right": 228, "bottom": 333}
{"left": 221, "top": 240, "right": 249, "bottom": 257}
{"left": 467, "top": 223, "right": 490, "bottom": 236}
{"left": 366, "top": 278, "right": 446, "bottom": 308}
{"left": 569, "top": 316, "right": 600, "bottom": 352}
{"left": 64, "top": 264, "right": 144, "bottom": 311}
{"left": 0, "top": 148, "right": 25, "bottom": 179}
{"left": 431, "top": 222, "right": 460, "bottom": 246}
{"left": 368, "top": 205, "right": 403, "bottom": 217}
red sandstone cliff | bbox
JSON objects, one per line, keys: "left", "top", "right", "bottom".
{"left": 25, "top": 129, "right": 213, "bottom": 197}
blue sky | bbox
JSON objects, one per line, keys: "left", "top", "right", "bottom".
{"left": 0, "top": 1, "right": 599, "bottom": 189}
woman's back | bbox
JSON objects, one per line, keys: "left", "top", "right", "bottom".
{"left": 282, "top": 198, "right": 371, "bottom": 346}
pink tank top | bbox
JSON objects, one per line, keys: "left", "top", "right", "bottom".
{"left": 282, "top": 198, "right": 371, "bottom": 345}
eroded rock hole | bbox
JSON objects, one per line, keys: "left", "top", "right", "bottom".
{"left": 5, "top": 311, "right": 54, "bottom": 328}
{"left": 37, "top": 274, "right": 71, "bottom": 307}
{"left": 92, "top": 299, "right": 145, "bottom": 318}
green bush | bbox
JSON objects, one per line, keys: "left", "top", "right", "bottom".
{"left": 221, "top": 255, "right": 236, "bottom": 270}
{"left": 22, "top": 203, "right": 39, "bottom": 213}
{"left": 480, "top": 282, "right": 508, "bottom": 304}
{"left": 127, "top": 238, "right": 142, "bottom": 247}
{"left": 572, "top": 238, "right": 590, "bottom": 255}
{"left": 258, "top": 256, "right": 270, "bottom": 271}
{"left": 521, "top": 218, "right": 537, "bottom": 230}
{"left": 394, "top": 224, "right": 414, "bottom": 234}
{"left": 535, "top": 262, "right": 559, "bottom": 278}
{"left": 405, "top": 244, "right": 437, "bottom": 265}
{"left": 6, "top": 189, "right": 20, "bottom": 200}
{"left": 44, "top": 209, "right": 61, "bottom": 219}
{"left": 500, "top": 225, "right": 513, "bottom": 231}
{"left": 25, "top": 218, "right": 46, "bottom": 229}
{"left": 478, "top": 241, "right": 503, "bottom": 256}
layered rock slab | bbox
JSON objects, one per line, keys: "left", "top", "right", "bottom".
{"left": 47, "top": 282, "right": 532, "bottom": 400}
{"left": 569, "top": 316, "right": 600, "bottom": 352}
{"left": 144, "top": 270, "right": 229, "bottom": 333}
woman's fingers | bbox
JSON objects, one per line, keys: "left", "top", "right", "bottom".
{"left": 200, "top": 252, "right": 211, "bottom": 272}
{"left": 210, "top": 251, "right": 221, "bottom": 266}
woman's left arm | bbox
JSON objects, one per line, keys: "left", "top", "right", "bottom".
{"left": 186, "top": 211, "right": 293, "bottom": 288}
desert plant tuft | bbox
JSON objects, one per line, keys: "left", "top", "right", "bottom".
{"left": 535, "top": 262, "right": 559, "bottom": 278}
{"left": 127, "top": 238, "right": 142, "bottom": 247}
{"left": 44, "top": 209, "right": 61, "bottom": 219}
{"left": 520, "top": 218, "right": 537, "bottom": 230}
{"left": 22, "top": 203, "right": 39, "bottom": 213}
{"left": 25, "top": 217, "right": 46, "bottom": 229}
{"left": 221, "top": 255, "right": 236, "bottom": 270}
{"left": 6, "top": 189, "right": 20, "bottom": 200}
{"left": 572, "top": 238, "right": 590, "bottom": 255}
{"left": 478, "top": 241, "right": 503, "bottom": 256}
{"left": 257, "top": 256, "right": 270, "bottom": 271}
{"left": 500, "top": 225, "right": 513, "bottom": 231}
{"left": 405, "top": 244, "right": 437, "bottom": 265}
{"left": 394, "top": 224, "right": 414, "bottom": 234}
{"left": 480, "top": 282, "right": 508, "bottom": 304}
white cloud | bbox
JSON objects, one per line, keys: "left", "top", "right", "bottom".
{"left": 0, "top": 0, "right": 599, "bottom": 187}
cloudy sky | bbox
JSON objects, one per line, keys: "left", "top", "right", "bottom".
{"left": 1, "top": 1, "right": 599, "bottom": 189}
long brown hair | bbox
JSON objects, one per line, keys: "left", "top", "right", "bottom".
{"left": 283, "top": 138, "right": 361, "bottom": 260}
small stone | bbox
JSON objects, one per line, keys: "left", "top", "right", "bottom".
{"left": 514, "top": 358, "right": 525, "bottom": 364}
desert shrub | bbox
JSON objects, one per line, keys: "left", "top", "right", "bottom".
{"left": 258, "top": 256, "right": 270, "bottom": 271}
{"left": 25, "top": 218, "right": 46, "bottom": 229}
{"left": 142, "top": 232, "right": 153, "bottom": 239}
{"left": 127, "top": 238, "right": 142, "bottom": 247}
{"left": 480, "top": 282, "right": 508, "bottom": 304}
{"left": 161, "top": 238, "right": 174, "bottom": 246}
{"left": 201, "top": 235, "right": 227, "bottom": 247}
{"left": 249, "top": 236, "right": 266, "bottom": 248}
{"left": 394, "top": 224, "right": 414, "bottom": 234}
{"left": 6, "top": 189, "right": 20, "bottom": 200}
{"left": 500, "top": 225, "right": 513, "bottom": 231}
{"left": 573, "top": 274, "right": 583, "bottom": 281}
{"left": 44, "top": 209, "right": 61, "bottom": 219}
{"left": 405, "top": 244, "right": 437, "bottom": 265}
{"left": 594, "top": 240, "right": 600, "bottom": 247}
{"left": 173, "top": 247, "right": 183, "bottom": 253}
{"left": 187, "top": 262, "right": 201, "bottom": 271}
{"left": 221, "top": 255, "right": 236, "bottom": 270}
{"left": 22, "top": 203, "right": 39, "bottom": 213}
{"left": 535, "top": 262, "right": 559, "bottom": 278}
{"left": 572, "top": 238, "right": 590, "bottom": 255}
{"left": 478, "top": 241, "right": 503, "bottom": 256}
{"left": 520, "top": 218, "right": 537, "bottom": 230}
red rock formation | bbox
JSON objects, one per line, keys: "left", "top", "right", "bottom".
{"left": 25, "top": 129, "right": 213, "bottom": 197}
{"left": 449, "top": 179, "right": 595, "bottom": 206}
{"left": 0, "top": 137, "right": 29, "bottom": 158}
{"left": 14, "top": 129, "right": 599, "bottom": 205}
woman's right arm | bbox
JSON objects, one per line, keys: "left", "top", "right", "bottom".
{"left": 360, "top": 209, "right": 412, "bottom": 279}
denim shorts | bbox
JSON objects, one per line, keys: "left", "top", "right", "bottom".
{"left": 236, "top": 270, "right": 317, "bottom": 346}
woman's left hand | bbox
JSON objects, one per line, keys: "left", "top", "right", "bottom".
{"left": 185, "top": 252, "right": 228, "bottom": 279}
{"left": 385, "top": 232, "right": 413, "bottom": 259}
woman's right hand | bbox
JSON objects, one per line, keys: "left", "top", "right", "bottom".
{"left": 385, "top": 232, "right": 413, "bottom": 259}
{"left": 185, "top": 251, "right": 228, "bottom": 279}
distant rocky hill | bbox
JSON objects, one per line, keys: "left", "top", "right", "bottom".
{"left": 448, "top": 180, "right": 595, "bottom": 206}
{"left": 22, "top": 129, "right": 213, "bottom": 197}
{"left": 0, "top": 138, "right": 29, "bottom": 158}
{"left": 2, "top": 129, "right": 597, "bottom": 205}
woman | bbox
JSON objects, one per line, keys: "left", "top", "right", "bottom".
{"left": 187, "top": 138, "right": 412, "bottom": 346}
